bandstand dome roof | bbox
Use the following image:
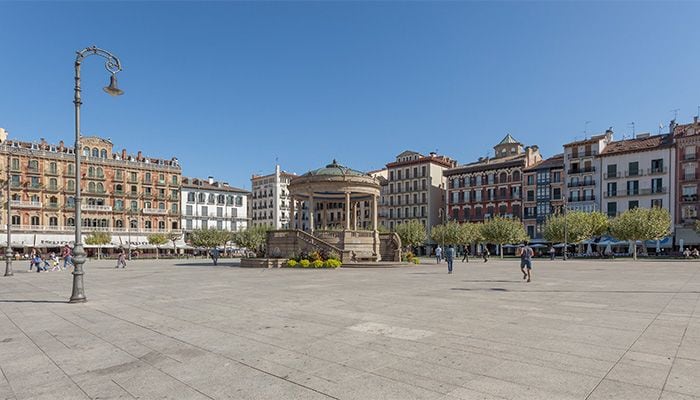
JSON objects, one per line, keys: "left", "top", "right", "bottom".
{"left": 302, "top": 159, "right": 369, "bottom": 178}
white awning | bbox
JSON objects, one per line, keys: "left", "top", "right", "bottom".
{"left": 0, "top": 233, "right": 37, "bottom": 247}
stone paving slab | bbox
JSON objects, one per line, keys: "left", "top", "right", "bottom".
{"left": 0, "top": 257, "right": 699, "bottom": 399}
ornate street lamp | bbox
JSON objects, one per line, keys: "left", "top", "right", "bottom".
{"left": 70, "top": 46, "right": 124, "bottom": 303}
{"left": 563, "top": 195, "right": 568, "bottom": 261}
{"left": 2, "top": 129, "right": 13, "bottom": 277}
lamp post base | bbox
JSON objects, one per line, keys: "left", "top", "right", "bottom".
{"left": 4, "top": 248, "right": 13, "bottom": 277}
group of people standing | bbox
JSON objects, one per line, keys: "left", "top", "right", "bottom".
{"left": 28, "top": 245, "right": 75, "bottom": 273}
{"left": 433, "top": 243, "right": 533, "bottom": 282}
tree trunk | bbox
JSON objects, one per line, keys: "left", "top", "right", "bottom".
{"left": 500, "top": 244, "right": 504, "bottom": 259}
{"left": 633, "top": 245, "right": 637, "bottom": 261}
{"left": 155, "top": 247, "right": 159, "bottom": 260}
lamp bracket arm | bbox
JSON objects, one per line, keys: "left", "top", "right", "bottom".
{"left": 75, "top": 46, "right": 122, "bottom": 74}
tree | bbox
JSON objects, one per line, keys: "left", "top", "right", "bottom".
{"left": 695, "top": 220, "right": 700, "bottom": 235}
{"left": 167, "top": 232, "right": 182, "bottom": 257}
{"left": 147, "top": 233, "right": 168, "bottom": 260}
{"left": 430, "top": 221, "right": 462, "bottom": 245}
{"left": 480, "top": 217, "right": 529, "bottom": 259}
{"left": 543, "top": 211, "right": 609, "bottom": 244}
{"left": 610, "top": 207, "right": 671, "bottom": 260}
{"left": 458, "top": 222, "right": 484, "bottom": 249}
{"left": 394, "top": 220, "right": 426, "bottom": 253}
{"left": 85, "top": 231, "right": 111, "bottom": 260}
{"left": 190, "top": 229, "right": 234, "bottom": 257}
{"left": 233, "top": 226, "right": 269, "bottom": 258}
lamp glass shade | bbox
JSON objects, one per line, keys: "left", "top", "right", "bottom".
{"left": 103, "top": 74, "right": 124, "bottom": 96}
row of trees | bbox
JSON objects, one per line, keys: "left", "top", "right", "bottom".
{"left": 394, "top": 207, "right": 673, "bottom": 261}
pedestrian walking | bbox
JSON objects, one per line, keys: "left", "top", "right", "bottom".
{"left": 519, "top": 242, "right": 534, "bottom": 283}
{"left": 483, "top": 248, "right": 490, "bottom": 263}
{"left": 435, "top": 245, "right": 443, "bottom": 264}
{"left": 462, "top": 247, "right": 470, "bottom": 263}
{"left": 548, "top": 246, "right": 555, "bottom": 261}
{"left": 115, "top": 249, "right": 127, "bottom": 268}
{"left": 446, "top": 245, "right": 455, "bottom": 274}
{"left": 210, "top": 248, "right": 220, "bottom": 266}
{"left": 49, "top": 252, "right": 61, "bottom": 271}
{"left": 32, "top": 254, "right": 44, "bottom": 273}
{"left": 28, "top": 248, "right": 37, "bottom": 271}
{"left": 62, "top": 244, "right": 74, "bottom": 269}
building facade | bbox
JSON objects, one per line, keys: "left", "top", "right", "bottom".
{"left": 563, "top": 130, "right": 613, "bottom": 212}
{"left": 598, "top": 133, "right": 675, "bottom": 221}
{"left": 181, "top": 177, "right": 249, "bottom": 233}
{"left": 250, "top": 165, "right": 296, "bottom": 229}
{"left": 384, "top": 151, "right": 456, "bottom": 235}
{"left": 522, "top": 154, "right": 565, "bottom": 239}
{"left": 444, "top": 135, "right": 541, "bottom": 224}
{"left": 673, "top": 118, "right": 700, "bottom": 245}
{"left": 0, "top": 135, "right": 182, "bottom": 250}
{"left": 368, "top": 168, "right": 389, "bottom": 229}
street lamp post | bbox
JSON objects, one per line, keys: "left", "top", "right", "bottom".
{"left": 563, "top": 196, "right": 568, "bottom": 261}
{"left": 70, "top": 46, "right": 124, "bottom": 303}
{"left": 4, "top": 138, "right": 13, "bottom": 277}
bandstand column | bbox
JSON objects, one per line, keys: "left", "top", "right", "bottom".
{"left": 344, "top": 192, "right": 351, "bottom": 230}
{"left": 297, "top": 198, "right": 303, "bottom": 230}
{"left": 372, "top": 194, "right": 378, "bottom": 231}
{"left": 309, "top": 193, "right": 315, "bottom": 233}
{"left": 289, "top": 196, "right": 295, "bottom": 229}
{"left": 321, "top": 201, "right": 327, "bottom": 230}
{"left": 353, "top": 202, "right": 358, "bottom": 231}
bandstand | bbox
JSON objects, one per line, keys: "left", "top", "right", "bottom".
{"left": 266, "top": 160, "right": 401, "bottom": 262}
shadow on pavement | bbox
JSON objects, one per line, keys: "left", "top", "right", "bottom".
{"left": 0, "top": 300, "right": 68, "bottom": 304}
{"left": 450, "top": 288, "right": 700, "bottom": 293}
{"left": 174, "top": 263, "right": 240, "bottom": 268}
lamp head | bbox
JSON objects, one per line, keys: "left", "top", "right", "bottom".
{"left": 103, "top": 74, "right": 124, "bottom": 96}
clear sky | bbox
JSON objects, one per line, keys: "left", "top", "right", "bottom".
{"left": 1, "top": 1, "right": 699, "bottom": 190}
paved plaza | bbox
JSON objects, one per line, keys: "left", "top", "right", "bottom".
{"left": 0, "top": 257, "right": 699, "bottom": 400}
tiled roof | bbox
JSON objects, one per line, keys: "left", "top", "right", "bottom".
{"left": 563, "top": 132, "right": 610, "bottom": 147}
{"left": 599, "top": 134, "right": 672, "bottom": 156}
{"left": 524, "top": 154, "right": 564, "bottom": 171}
{"left": 182, "top": 177, "right": 249, "bottom": 193}
{"left": 445, "top": 153, "right": 526, "bottom": 176}
{"left": 498, "top": 134, "right": 519, "bottom": 145}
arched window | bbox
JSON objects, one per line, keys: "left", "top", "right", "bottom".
{"left": 130, "top": 219, "right": 138, "bottom": 229}
{"left": 145, "top": 172, "right": 151, "bottom": 183}
{"left": 158, "top": 202, "right": 165, "bottom": 209}
{"left": 144, "top": 201, "right": 152, "bottom": 209}
{"left": 49, "top": 178, "right": 57, "bottom": 190}
{"left": 88, "top": 182, "right": 96, "bottom": 192}
{"left": 97, "top": 183, "right": 104, "bottom": 193}
{"left": 67, "top": 196, "right": 75, "bottom": 207}
{"left": 30, "top": 194, "right": 39, "bottom": 203}
{"left": 67, "top": 217, "right": 75, "bottom": 226}
{"left": 145, "top": 220, "right": 152, "bottom": 229}
{"left": 28, "top": 160, "right": 39, "bottom": 170}
{"left": 83, "top": 147, "right": 90, "bottom": 156}
{"left": 130, "top": 200, "right": 138, "bottom": 211}
{"left": 512, "top": 171, "right": 520, "bottom": 181}
{"left": 499, "top": 172, "right": 507, "bottom": 183}
{"left": 100, "top": 149, "right": 107, "bottom": 158}
{"left": 88, "top": 167, "right": 95, "bottom": 177}
{"left": 49, "top": 217, "right": 58, "bottom": 226}
{"left": 158, "top": 221, "right": 165, "bottom": 229}
{"left": 115, "top": 184, "right": 123, "bottom": 193}
{"left": 115, "top": 220, "right": 123, "bottom": 228}
{"left": 92, "top": 148, "right": 99, "bottom": 157}
{"left": 100, "top": 219, "right": 108, "bottom": 227}
{"left": 198, "top": 193, "right": 205, "bottom": 202}
{"left": 97, "top": 167, "right": 104, "bottom": 177}
{"left": 30, "top": 216, "right": 40, "bottom": 226}
{"left": 67, "top": 180, "right": 75, "bottom": 191}
{"left": 218, "top": 195, "right": 225, "bottom": 204}
{"left": 11, "top": 215, "right": 20, "bottom": 225}
{"left": 49, "top": 196, "right": 57, "bottom": 204}
{"left": 49, "top": 162, "right": 57, "bottom": 174}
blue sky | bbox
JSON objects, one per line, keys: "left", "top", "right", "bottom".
{"left": 1, "top": 1, "right": 699, "bottom": 190}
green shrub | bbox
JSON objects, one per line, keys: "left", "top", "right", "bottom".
{"left": 412, "top": 258, "right": 420, "bottom": 264}
{"left": 312, "top": 260, "right": 324, "bottom": 268}
{"left": 327, "top": 251, "right": 341, "bottom": 261}
{"left": 310, "top": 251, "right": 322, "bottom": 262}
{"left": 324, "top": 259, "right": 342, "bottom": 268}
{"left": 286, "top": 259, "right": 298, "bottom": 268}
{"left": 299, "top": 259, "right": 311, "bottom": 268}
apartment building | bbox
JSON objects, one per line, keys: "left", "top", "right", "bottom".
{"left": 444, "top": 135, "right": 541, "bottom": 224}
{"left": 599, "top": 134, "right": 675, "bottom": 221}
{"left": 0, "top": 135, "right": 182, "bottom": 250}
{"left": 250, "top": 165, "right": 296, "bottom": 229}
{"left": 384, "top": 151, "right": 456, "bottom": 235}
{"left": 522, "top": 154, "right": 565, "bottom": 239}
{"left": 673, "top": 117, "right": 700, "bottom": 245}
{"left": 181, "top": 177, "right": 249, "bottom": 233}
{"left": 368, "top": 168, "right": 389, "bottom": 229}
{"left": 563, "top": 130, "right": 613, "bottom": 212}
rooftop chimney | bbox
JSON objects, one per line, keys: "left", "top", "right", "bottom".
{"left": 137, "top": 151, "right": 142, "bottom": 161}
{"left": 58, "top": 140, "right": 64, "bottom": 151}
{"left": 121, "top": 149, "right": 127, "bottom": 159}
{"left": 208, "top": 176, "right": 214, "bottom": 185}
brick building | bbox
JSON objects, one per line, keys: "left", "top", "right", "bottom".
{"left": 673, "top": 117, "right": 700, "bottom": 246}
{"left": 522, "top": 154, "right": 565, "bottom": 239}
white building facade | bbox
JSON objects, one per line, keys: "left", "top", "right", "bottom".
{"left": 563, "top": 130, "right": 613, "bottom": 212}
{"left": 599, "top": 134, "right": 676, "bottom": 220}
{"left": 181, "top": 177, "right": 249, "bottom": 232}
{"left": 250, "top": 165, "right": 297, "bottom": 229}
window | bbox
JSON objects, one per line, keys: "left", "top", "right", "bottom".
{"left": 130, "top": 219, "right": 138, "bottom": 229}
{"left": 96, "top": 183, "right": 104, "bottom": 193}
{"left": 145, "top": 172, "right": 151, "bottom": 183}
{"left": 83, "top": 147, "right": 90, "bottom": 156}
{"left": 115, "top": 170, "right": 123, "bottom": 180}
{"left": 607, "top": 182, "right": 617, "bottom": 197}
{"left": 553, "top": 188, "right": 561, "bottom": 200}
{"left": 172, "top": 175, "right": 178, "bottom": 185}
{"left": 92, "top": 148, "right": 99, "bottom": 157}
{"left": 145, "top": 221, "right": 152, "bottom": 229}
{"left": 67, "top": 163, "right": 75, "bottom": 175}
{"left": 607, "top": 164, "right": 617, "bottom": 178}
{"left": 88, "top": 182, "right": 96, "bottom": 192}
{"left": 100, "top": 149, "right": 107, "bottom": 158}
{"left": 49, "top": 162, "right": 57, "bottom": 174}
{"left": 628, "top": 161, "right": 639, "bottom": 177}
{"left": 651, "top": 159, "right": 664, "bottom": 174}
{"left": 96, "top": 167, "right": 104, "bottom": 178}
{"left": 49, "top": 217, "right": 58, "bottom": 226}
{"left": 11, "top": 215, "right": 20, "bottom": 225}
{"left": 30, "top": 216, "right": 40, "bottom": 226}
{"left": 552, "top": 171, "right": 561, "bottom": 183}
{"left": 628, "top": 200, "right": 639, "bottom": 209}
{"left": 651, "top": 199, "right": 663, "bottom": 208}
{"left": 10, "top": 158, "right": 19, "bottom": 170}
{"left": 130, "top": 200, "right": 138, "bottom": 211}
{"left": 115, "top": 220, "right": 123, "bottom": 228}
{"left": 527, "top": 190, "right": 534, "bottom": 202}
{"left": 607, "top": 202, "right": 617, "bottom": 217}
{"left": 627, "top": 180, "right": 639, "bottom": 196}
{"left": 49, "top": 178, "right": 57, "bottom": 190}
{"left": 651, "top": 178, "right": 663, "bottom": 193}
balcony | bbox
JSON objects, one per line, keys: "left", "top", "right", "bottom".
{"left": 681, "top": 194, "right": 698, "bottom": 202}
{"left": 567, "top": 150, "right": 598, "bottom": 159}
{"left": 142, "top": 208, "right": 167, "bottom": 215}
{"left": 45, "top": 185, "right": 60, "bottom": 192}
{"left": 568, "top": 195, "right": 595, "bottom": 202}
{"left": 26, "top": 183, "right": 42, "bottom": 191}
{"left": 682, "top": 153, "right": 698, "bottom": 162}
{"left": 624, "top": 170, "right": 644, "bottom": 178}
{"left": 567, "top": 167, "right": 596, "bottom": 175}
{"left": 26, "top": 166, "right": 41, "bottom": 175}
{"left": 647, "top": 167, "right": 667, "bottom": 176}
{"left": 681, "top": 172, "right": 699, "bottom": 182}
{"left": 156, "top": 179, "right": 167, "bottom": 186}
{"left": 567, "top": 180, "right": 596, "bottom": 188}
{"left": 603, "top": 172, "right": 621, "bottom": 179}
{"left": 81, "top": 204, "right": 113, "bottom": 212}
{"left": 46, "top": 169, "right": 59, "bottom": 176}
{"left": 10, "top": 200, "right": 42, "bottom": 208}
{"left": 46, "top": 203, "right": 60, "bottom": 210}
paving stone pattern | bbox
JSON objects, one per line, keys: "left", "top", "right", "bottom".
{"left": 1, "top": 257, "right": 699, "bottom": 399}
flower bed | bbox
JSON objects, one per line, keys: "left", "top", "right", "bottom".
{"left": 285, "top": 250, "right": 342, "bottom": 268}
